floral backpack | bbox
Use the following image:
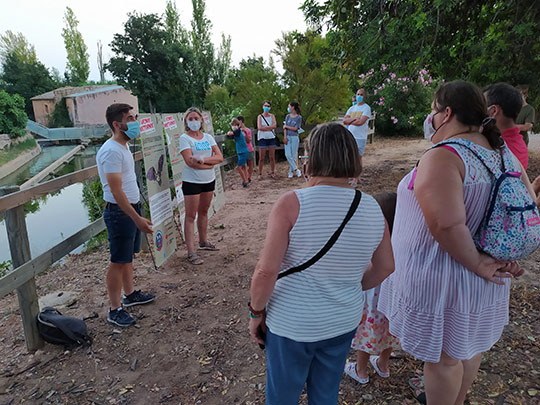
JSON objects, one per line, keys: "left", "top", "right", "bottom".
{"left": 435, "top": 138, "right": 540, "bottom": 261}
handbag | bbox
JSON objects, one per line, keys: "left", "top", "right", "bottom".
{"left": 260, "top": 114, "right": 280, "bottom": 146}
{"left": 278, "top": 190, "right": 362, "bottom": 279}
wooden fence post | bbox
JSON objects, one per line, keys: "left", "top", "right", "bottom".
{"left": 0, "top": 186, "right": 44, "bottom": 352}
{"left": 216, "top": 137, "right": 226, "bottom": 191}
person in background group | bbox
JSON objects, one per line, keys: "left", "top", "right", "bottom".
{"left": 238, "top": 115, "right": 254, "bottom": 182}
{"left": 283, "top": 102, "right": 303, "bottom": 178}
{"left": 516, "top": 85, "right": 535, "bottom": 146}
{"left": 379, "top": 81, "right": 525, "bottom": 405}
{"left": 344, "top": 192, "right": 400, "bottom": 385}
{"left": 227, "top": 118, "right": 250, "bottom": 188}
{"left": 249, "top": 123, "right": 394, "bottom": 404}
{"left": 179, "top": 107, "right": 224, "bottom": 265}
{"left": 257, "top": 100, "right": 278, "bottom": 179}
{"left": 344, "top": 88, "right": 372, "bottom": 157}
{"left": 484, "top": 83, "right": 529, "bottom": 170}
{"left": 97, "top": 103, "right": 155, "bottom": 327}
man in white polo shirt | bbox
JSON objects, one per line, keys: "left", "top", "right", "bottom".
{"left": 96, "top": 103, "right": 155, "bottom": 327}
{"left": 343, "top": 88, "right": 371, "bottom": 156}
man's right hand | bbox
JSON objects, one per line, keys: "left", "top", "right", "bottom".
{"left": 136, "top": 216, "right": 154, "bottom": 233}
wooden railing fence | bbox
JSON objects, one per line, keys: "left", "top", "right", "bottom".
{"left": 0, "top": 119, "right": 374, "bottom": 351}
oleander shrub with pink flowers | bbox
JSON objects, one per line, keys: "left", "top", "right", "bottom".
{"left": 359, "top": 65, "right": 439, "bottom": 137}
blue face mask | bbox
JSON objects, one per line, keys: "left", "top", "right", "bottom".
{"left": 356, "top": 95, "right": 364, "bottom": 104}
{"left": 123, "top": 121, "right": 140, "bottom": 139}
{"left": 263, "top": 106, "right": 270, "bottom": 112}
{"left": 287, "top": 107, "right": 291, "bottom": 113}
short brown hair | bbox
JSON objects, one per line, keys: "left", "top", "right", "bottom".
{"left": 105, "top": 103, "right": 133, "bottom": 130}
{"left": 304, "top": 122, "right": 362, "bottom": 178}
{"left": 230, "top": 118, "right": 241, "bottom": 126}
{"left": 183, "top": 107, "right": 204, "bottom": 132}
{"left": 517, "top": 84, "right": 529, "bottom": 97}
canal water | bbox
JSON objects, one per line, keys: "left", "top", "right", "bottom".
{"left": 0, "top": 143, "right": 102, "bottom": 264}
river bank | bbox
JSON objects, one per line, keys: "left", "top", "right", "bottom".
{"left": 0, "top": 139, "right": 41, "bottom": 180}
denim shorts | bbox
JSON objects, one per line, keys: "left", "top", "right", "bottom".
{"left": 259, "top": 138, "right": 277, "bottom": 148}
{"left": 238, "top": 152, "right": 248, "bottom": 166}
{"left": 355, "top": 137, "right": 367, "bottom": 156}
{"left": 103, "top": 202, "right": 142, "bottom": 263}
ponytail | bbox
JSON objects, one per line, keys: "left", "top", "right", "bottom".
{"left": 479, "top": 116, "right": 503, "bottom": 150}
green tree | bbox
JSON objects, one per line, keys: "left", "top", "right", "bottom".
{"left": 107, "top": 13, "right": 193, "bottom": 113}
{"left": 0, "top": 31, "right": 37, "bottom": 64}
{"left": 226, "top": 57, "right": 286, "bottom": 128}
{"left": 0, "top": 90, "right": 28, "bottom": 138}
{"left": 190, "top": 0, "right": 215, "bottom": 104}
{"left": 164, "top": 0, "right": 189, "bottom": 46}
{"left": 62, "top": 7, "right": 90, "bottom": 85}
{"left": 48, "top": 97, "right": 73, "bottom": 128}
{"left": 213, "top": 33, "right": 232, "bottom": 86}
{"left": 274, "top": 31, "right": 350, "bottom": 124}
{"left": 0, "top": 52, "right": 56, "bottom": 120}
{"left": 301, "top": 0, "right": 540, "bottom": 96}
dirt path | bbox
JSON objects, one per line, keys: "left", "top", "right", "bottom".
{"left": 0, "top": 138, "right": 538, "bottom": 405}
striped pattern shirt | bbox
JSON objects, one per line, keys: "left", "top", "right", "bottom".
{"left": 378, "top": 142, "right": 511, "bottom": 363}
{"left": 266, "top": 185, "right": 385, "bottom": 342}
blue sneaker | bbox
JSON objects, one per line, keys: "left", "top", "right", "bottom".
{"left": 122, "top": 290, "right": 155, "bottom": 307}
{"left": 107, "top": 307, "right": 135, "bottom": 327}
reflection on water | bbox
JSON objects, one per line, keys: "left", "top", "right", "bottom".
{"left": 0, "top": 144, "right": 101, "bottom": 264}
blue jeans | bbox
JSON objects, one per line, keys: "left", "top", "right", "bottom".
{"left": 284, "top": 135, "right": 300, "bottom": 173}
{"left": 265, "top": 328, "right": 356, "bottom": 405}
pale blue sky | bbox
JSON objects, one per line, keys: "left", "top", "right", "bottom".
{"left": 0, "top": 0, "right": 308, "bottom": 81}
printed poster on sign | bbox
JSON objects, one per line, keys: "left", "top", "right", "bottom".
{"left": 139, "top": 113, "right": 177, "bottom": 267}
{"left": 202, "top": 111, "right": 214, "bottom": 135}
{"left": 163, "top": 113, "right": 185, "bottom": 206}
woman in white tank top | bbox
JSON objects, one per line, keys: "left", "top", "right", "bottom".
{"left": 248, "top": 123, "right": 394, "bottom": 405}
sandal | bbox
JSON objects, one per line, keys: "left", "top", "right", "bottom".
{"left": 344, "top": 362, "right": 369, "bottom": 384}
{"left": 198, "top": 241, "right": 219, "bottom": 251}
{"left": 269, "top": 172, "right": 276, "bottom": 179}
{"left": 370, "top": 355, "right": 390, "bottom": 378}
{"left": 415, "top": 390, "right": 427, "bottom": 404}
{"left": 186, "top": 253, "right": 203, "bottom": 265}
{"left": 409, "top": 375, "right": 424, "bottom": 391}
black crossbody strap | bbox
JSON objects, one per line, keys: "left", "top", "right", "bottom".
{"left": 260, "top": 114, "right": 276, "bottom": 137}
{"left": 277, "top": 190, "right": 362, "bottom": 280}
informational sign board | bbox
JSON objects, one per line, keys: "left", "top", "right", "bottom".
{"left": 139, "top": 114, "right": 177, "bottom": 267}
{"left": 162, "top": 111, "right": 225, "bottom": 236}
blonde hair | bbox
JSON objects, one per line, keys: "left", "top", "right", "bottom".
{"left": 184, "top": 107, "right": 204, "bottom": 132}
{"left": 304, "top": 122, "right": 362, "bottom": 178}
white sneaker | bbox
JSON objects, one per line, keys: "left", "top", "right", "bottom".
{"left": 288, "top": 172, "right": 293, "bottom": 178}
{"left": 296, "top": 169, "right": 302, "bottom": 177}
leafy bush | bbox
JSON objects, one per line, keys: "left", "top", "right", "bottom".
{"left": 82, "top": 179, "right": 104, "bottom": 222}
{"left": 0, "top": 90, "right": 28, "bottom": 138}
{"left": 359, "top": 65, "right": 437, "bottom": 137}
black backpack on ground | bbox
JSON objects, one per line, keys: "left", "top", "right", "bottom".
{"left": 37, "top": 307, "right": 92, "bottom": 347}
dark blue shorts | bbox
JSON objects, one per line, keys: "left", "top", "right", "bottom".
{"left": 258, "top": 138, "right": 277, "bottom": 148}
{"left": 103, "top": 202, "right": 142, "bottom": 263}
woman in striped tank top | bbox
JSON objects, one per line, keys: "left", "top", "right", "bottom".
{"left": 248, "top": 123, "right": 394, "bottom": 405}
{"left": 378, "top": 81, "right": 525, "bottom": 405}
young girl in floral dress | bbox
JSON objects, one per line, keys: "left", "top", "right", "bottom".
{"left": 345, "top": 192, "right": 400, "bottom": 384}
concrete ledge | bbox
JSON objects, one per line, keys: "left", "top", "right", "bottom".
{"left": 0, "top": 145, "right": 42, "bottom": 181}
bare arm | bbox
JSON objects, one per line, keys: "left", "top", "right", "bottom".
{"left": 106, "top": 172, "right": 153, "bottom": 233}
{"left": 343, "top": 114, "right": 355, "bottom": 125}
{"left": 415, "top": 148, "right": 513, "bottom": 283}
{"left": 180, "top": 149, "right": 212, "bottom": 170}
{"left": 361, "top": 221, "right": 394, "bottom": 290}
{"left": 517, "top": 122, "right": 532, "bottom": 132}
{"left": 353, "top": 116, "right": 369, "bottom": 126}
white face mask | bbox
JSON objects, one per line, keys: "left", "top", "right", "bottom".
{"left": 423, "top": 112, "right": 445, "bottom": 141}
{"left": 232, "top": 125, "right": 239, "bottom": 131}
{"left": 187, "top": 120, "right": 202, "bottom": 131}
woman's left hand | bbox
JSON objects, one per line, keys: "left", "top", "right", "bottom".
{"left": 249, "top": 316, "right": 267, "bottom": 345}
